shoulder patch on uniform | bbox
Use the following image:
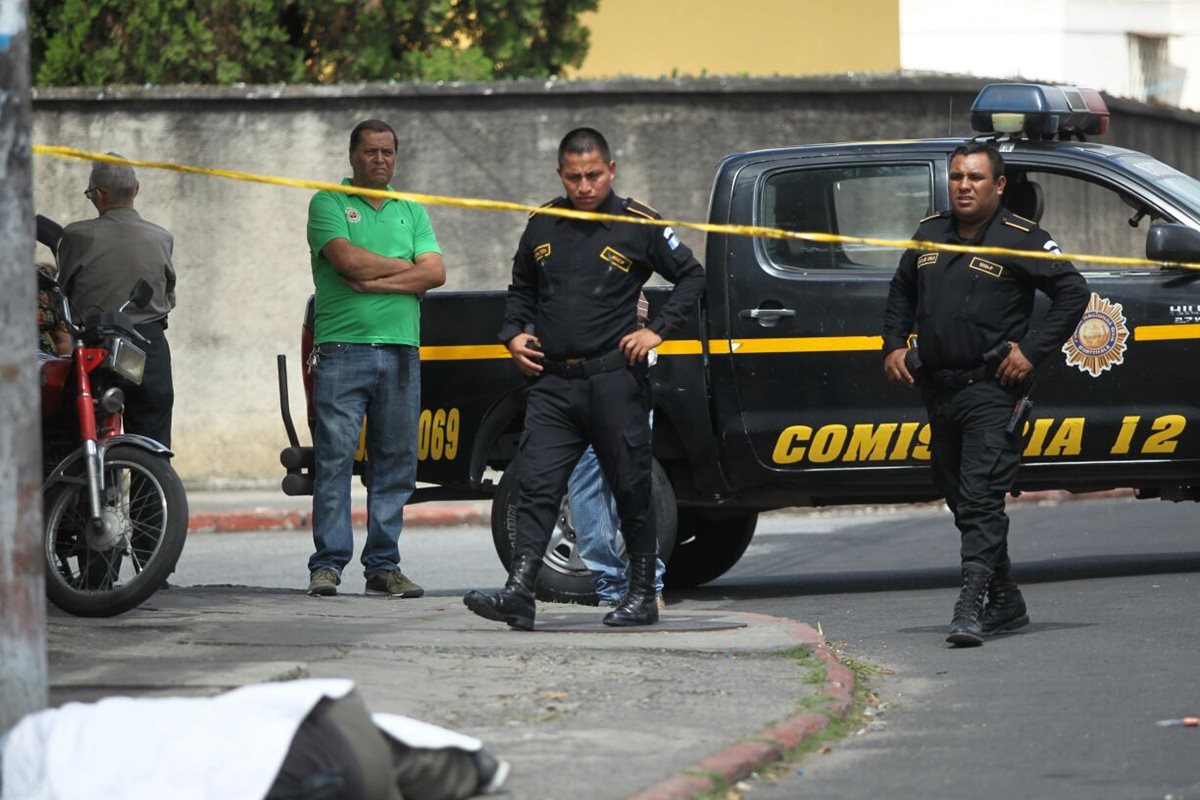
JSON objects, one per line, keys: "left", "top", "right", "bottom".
{"left": 662, "top": 226, "right": 682, "bottom": 251}
{"left": 623, "top": 198, "right": 660, "bottom": 220}
{"left": 530, "top": 197, "right": 568, "bottom": 218}
{"left": 919, "top": 211, "right": 949, "bottom": 224}
{"left": 1004, "top": 213, "right": 1036, "bottom": 232}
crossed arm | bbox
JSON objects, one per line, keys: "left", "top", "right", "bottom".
{"left": 322, "top": 238, "right": 446, "bottom": 294}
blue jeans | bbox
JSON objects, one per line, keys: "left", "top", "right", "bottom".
{"left": 568, "top": 445, "right": 665, "bottom": 604}
{"left": 309, "top": 343, "right": 419, "bottom": 579}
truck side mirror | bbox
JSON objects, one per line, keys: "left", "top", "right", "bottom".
{"left": 1146, "top": 222, "right": 1200, "bottom": 264}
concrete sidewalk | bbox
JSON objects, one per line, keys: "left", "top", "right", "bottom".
{"left": 47, "top": 588, "right": 854, "bottom": 800}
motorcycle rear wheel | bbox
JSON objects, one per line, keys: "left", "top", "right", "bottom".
{"left": 44, "top": 445, "right": 188, "bottom": 617}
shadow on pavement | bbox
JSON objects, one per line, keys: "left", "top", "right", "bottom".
{"left": 683, "top": 551, "right": 1200, "bottom": 599}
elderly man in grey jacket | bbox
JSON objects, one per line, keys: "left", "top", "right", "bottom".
{"left": 57, "top": 156, "right": 177, "bottom": 447}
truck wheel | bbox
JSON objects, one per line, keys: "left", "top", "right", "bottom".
{"left": 490, "top": 454, "right": 678, "bottom": 605}
{"left": 664, "top": 509, "right": 758, "bottom": 589}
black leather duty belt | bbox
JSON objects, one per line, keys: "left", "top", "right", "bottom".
{"left": 541, "top": 349, "right": 627, "bottom": 379}
{"left": 926, "top": 364, "right": 993, "bottom": 391}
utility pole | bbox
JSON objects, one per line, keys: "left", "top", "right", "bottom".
{"left": 0, "top": 0, "right": 48, "bottom": 734}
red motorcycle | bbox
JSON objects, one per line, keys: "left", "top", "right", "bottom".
{"left": 38, "top": 255, "right": 188, "bottom": 617}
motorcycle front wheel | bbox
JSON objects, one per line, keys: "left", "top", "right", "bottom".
{"left": 44, "top": 444, "right": 188, "bottom": 617}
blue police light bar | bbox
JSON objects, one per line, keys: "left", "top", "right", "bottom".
{"left": 970, "top": 83, "right": 1110, "bottom": 138}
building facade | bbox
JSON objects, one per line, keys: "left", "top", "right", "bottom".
{"left": 901, "top": 0, "right": 1200, "bottom": 109}
{"left": 571, "top": 0, "right": 901, "bottom": 78}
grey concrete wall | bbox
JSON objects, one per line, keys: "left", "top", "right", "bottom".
{"left": 31, "top": 76, "right": 1200, "bottom": 485}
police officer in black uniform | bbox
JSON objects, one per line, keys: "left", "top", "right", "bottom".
{"left": 882, "top": 142, "right": 1089, "bottom": 647}
{"left": 464, "top": 128, "right": 705, "bottom": 630}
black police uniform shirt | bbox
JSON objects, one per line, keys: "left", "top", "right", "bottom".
{"left": 882, "top": 208, "right": 1090, "bottom": 373}
{"left": 499, "top": 191, "right": 706, "bottom": 361}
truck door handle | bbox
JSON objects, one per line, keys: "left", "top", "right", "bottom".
{"left": 739, "top": 308, "right": 796, "bottom": 327}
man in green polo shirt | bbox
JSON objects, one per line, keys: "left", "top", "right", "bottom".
{"left": 305, "top": 119, "right": 446, "bottom": 598}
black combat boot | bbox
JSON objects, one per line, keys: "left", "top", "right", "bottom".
{"left": 463, "top": 552, "right": 540, "bottom": 631}
{"left": 603, "top": 554, "right": 659, "bottom": 627}
{"left": 980, "top": 559, "right": 1029, "bottom": 635}
{"left": 946, "top": 561, "right": 993, "bottom": 647}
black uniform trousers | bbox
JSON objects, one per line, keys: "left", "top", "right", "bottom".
{"left": 126, "top": 321, "right": 174, "bottom": 448}
{"left": 515, "top": 363, "right": 654, "bottom": 560}
{"left": 921, "top": 379, "right": 1023, "bottom": 568}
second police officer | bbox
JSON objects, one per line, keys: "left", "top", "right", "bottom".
{"left": 463, "top": 127, "right": 705, "bottom": 629}
{"left": 882, "top": 142, "right": 1089, "bottom": 646}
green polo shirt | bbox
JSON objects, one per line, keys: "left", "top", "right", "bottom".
{"left": 307, "top": 180, "right": 442, "bottom": 346}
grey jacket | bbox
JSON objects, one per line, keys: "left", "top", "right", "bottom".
{"left": 57, "top": 208, "right": 176, "bottom": 325}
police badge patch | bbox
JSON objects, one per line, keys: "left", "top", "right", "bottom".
{"left": 533, "top": 243, "right": 552, "bottom": 262}
{"left": 1062, "top": 293, "right": 1129, "bottom": 377}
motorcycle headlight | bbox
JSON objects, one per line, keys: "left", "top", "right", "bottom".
{"left": 105, "top": 337, "right": 147, "bottom": 385}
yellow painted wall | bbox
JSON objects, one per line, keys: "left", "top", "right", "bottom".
{"left": 571, "top": 0, "right": 900, "bottom": 78}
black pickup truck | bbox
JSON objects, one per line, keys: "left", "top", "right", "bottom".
{"left": 280, "top": 83, "right": 1200, "bottom": 603}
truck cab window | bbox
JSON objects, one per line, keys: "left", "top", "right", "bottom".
{"left": 761, "top": 164, "right": 933, "bottom": 271}
{"left": 1003, "top": 168, "right": 1160, "bottom": 268}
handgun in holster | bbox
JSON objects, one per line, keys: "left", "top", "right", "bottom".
{"left": 982, "top": 341, "right": 1012, "bottom": 369}
{"left": 1006, "top": 395, "right": 1034, "bottom": 435}
{"left": 982, "top": 342, "right": 1033, "bottom": 434}
{"left": 903, "top": 348, "right": 923, "bottom": 384}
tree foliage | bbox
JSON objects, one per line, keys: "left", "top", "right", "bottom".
{"left": 30, "top": 0, "right": 596, "bottom": 87}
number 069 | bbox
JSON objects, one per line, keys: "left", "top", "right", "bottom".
{"left": 418, "top": 407, "right": 460, "bottom": 461}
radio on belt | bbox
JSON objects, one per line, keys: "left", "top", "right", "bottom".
{"left": 970, "top": 82, "right": 1110, "bottom": 140}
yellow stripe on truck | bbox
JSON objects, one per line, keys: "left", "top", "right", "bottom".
{"left": 421, "top": 329, "right": 1197, "bottom": 362}
{"left": 419, "top": 344, "right": 512, "bottom": 361}
{"left": 420, "top": 336, "right": 883, "bottom": 361}
{"left": 1133, "top": 323, "right": 1200, "bottom": 341}
{"left": 719, "top": 336, "right": 885, "bottom": 354}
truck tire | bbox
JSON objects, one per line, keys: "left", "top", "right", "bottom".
{"left": 663, "top": 509, "right": 758, "bottom": 589}
{"left": 490, "top": 453, "right": 678, "bottom": 605}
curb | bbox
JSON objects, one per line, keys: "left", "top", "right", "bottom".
{"left": 188, "top": 505, "right": 490, "bottom": 533}
{"left": 625, "top": 613, "right": 854, "bottom": 800}
{"left": 187, "top": 487, "right": 1133, "bottom": 534}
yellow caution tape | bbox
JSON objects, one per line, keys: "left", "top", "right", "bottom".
{"left": 34, "top": 144, "right": 1200, "bottom": 271}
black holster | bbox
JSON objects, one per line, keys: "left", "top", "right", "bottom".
{"left": 904, "top": 348, "right": 924, "bottom": 384}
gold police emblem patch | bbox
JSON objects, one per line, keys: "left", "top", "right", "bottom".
{"left": 600, "top": 246, "right": 632, "bottom": 272}
{"left": 917, "top": 253, "right": 939, "bottom": 268}
{"left": 1062, "top": 293, "right": 1128, "bottom": 377}
{"left": 533, "top": 243, "right": 552, "bottom": 262}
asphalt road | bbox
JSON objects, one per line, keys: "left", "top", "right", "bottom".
{"left": 684, "top": 497, "right": 1200, "bottom": 800}
{"left": 172, "top": 495, "right": 1200, "bottom": 800}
